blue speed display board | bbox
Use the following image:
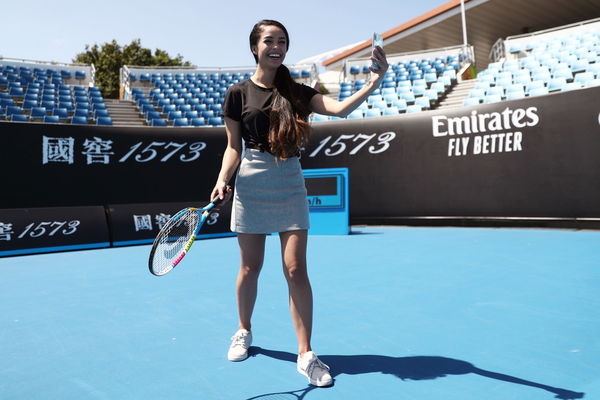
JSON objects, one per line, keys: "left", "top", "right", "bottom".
{"left": 303, "top": 168, "right": 349, "bottom": 235}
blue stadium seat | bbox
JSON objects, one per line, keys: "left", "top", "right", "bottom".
{"left": 152, "top": 118, "right": 168, "bottom": 127}
{"left": 167, "top": 110, "right": 183, "bottom": 121}
{"left": 30, "top": 107, "right": 47, "bottom": 119}
{"left": 190, "top": 117, "right": 206, "bottom": 126}
{"left": 11, "top": 114, "right": 28, "bottom": 122}
{"left": 6, "top": 105, "right": 23, "bottom": 117}
{"left": 173, "top": 118, "right": 189, "bottom": 127}
{"left": 94, "top": 109, "right": 109, "bottom": 119}
{"left": 96, "top": 117, "right": 113, "bottom": 126}
{"left": 44, "top": 115, "right": 60, "bottom": 123}
{"left": 146, "top": 111, "right": 161, "bottom": 123}
{"left": 208, "top": 116, "right": 223, "bottom": 126}
{"left": 53, "top": 108, "right": 70, "bottom": 120}
{"left": 74, "top": 109, "right": 90, "bottom": 118}
{"left": 22, "top": 99, "right": 38, "bottom": 111}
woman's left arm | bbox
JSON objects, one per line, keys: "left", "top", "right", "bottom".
{"left": 309, "top": 46, "right": 389, "bottom": 118}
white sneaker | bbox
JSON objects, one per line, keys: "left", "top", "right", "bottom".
{"left": 297, "top": 351, "right": 333, "bottom": 387}
{"left": 227, "top": 329, "right": 252, "bottom": 361}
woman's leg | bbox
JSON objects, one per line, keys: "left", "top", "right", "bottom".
{"left": 279, "top": 229, "right": 313, "bottom": 355}
{"left": 236, "top": 233, "right": 266, "bottom": 331}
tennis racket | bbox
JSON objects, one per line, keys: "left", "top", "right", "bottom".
{"left": 148, "top": 197, "right": 225, "bottom": 276}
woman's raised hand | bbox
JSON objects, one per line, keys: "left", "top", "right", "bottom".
{"left": 369, "top": 45, "right": 389, "bottom": 79}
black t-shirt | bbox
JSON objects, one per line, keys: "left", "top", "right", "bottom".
{"left": 222, "top": 79, "right": 319, "bottom": 153}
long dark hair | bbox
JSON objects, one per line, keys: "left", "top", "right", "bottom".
{"left": 249, "top": 20, "right": 311, "bottom": 159}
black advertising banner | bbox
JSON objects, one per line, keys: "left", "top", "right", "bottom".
{"left": 302, "top": 86, "right": 600, "bottom": 219}
{"left": 0, "top": 124, "right": 226, "bottom": 208}
{"left": 107, "top": 201, "right": 233, "bottom": 246}
{"left": 1, "top": 86, "right": 599, "bottom": 222}
{"left": 0, "top": 206, "right": 110, "bottom": 256}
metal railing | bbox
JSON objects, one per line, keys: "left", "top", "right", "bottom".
{"left": 120, "top": 62, "right": 319, "bottom": 100}
{"left": 490, "top": 17, "right": 600, "bottom": 62}
{"left": 0, "top": 56, "right": 95, "bottom": 86}
{"left": 342, "top": 44, "right": 474, "bottom": 82}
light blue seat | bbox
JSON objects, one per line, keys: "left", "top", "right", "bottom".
{"left": 398, "top": 91, "right": 415, "bottom": 103}
{"left": 391, "top": 97, "right": 408, "bottom": 112}
{"left": 463, "top": 97, "right": 480, "bottom": 107}
{"left": 483, "top": 94, "right": 502, "bottom": 103}
{"left": 405, "top": 104, "right": 422, "bottom": 114}
{"left": 347, "top": 110, "right": 363, "bottom": 119}
{"left": 383, "top": 93, "right": 398, "bottom": 105}
{"left": 430, "top": 81, "right": 446, "bottom": 94}
{"left": 414, "top": 96, "right": 430, "bottom": 109}
{"left": 469, "top": 89, "right": 486, "bottom": 99}
{"left": 383, "top": 106, "right": 400, "bottom": 116}
{"left": 526, "top": 80, "right": 546, "bottom": 92}
{"left": 474, "top": 81, "right": 491, "bottom": 90}
{"left": 506, "top": 90, "right": 525, "bottom": 100}
{"left": 584, "top": 78, "right": 600, "bottom": 87}
{"left": 422, "top": 89, "right": 438, "bottom": 101}
{"left": 311, "top": 114, "right": 329, "bottom": 122}
{"left": 527, "top": 87, "right": 549, "bottom": 97}
{"left": 365, "top": 108, "right": 382, "bottom": 118}
{"left": 571, "top": 59, "right": 589, "bottom": 73}
{"left": 548, "top": 78, "right": 567, "bottom": 92}
{"left": 563, "top": 81, "right": 583, "bottom": 91}
{"left": 412, "top": 85, "right": 426, "bottom": 96}
{"left": 574, "top": 72, "right": 595, "bottom": 85}
{"left": 552, "top": 68, "right": 573, "bottom": 81}
{"left": 367, "top": 94, "right": 384, "bottom": 106}
{"left": 373, "top": 100, "right": 388, "bottom": 110}
{"left": 486, "top": 86, "right": 504, "bottom": 97}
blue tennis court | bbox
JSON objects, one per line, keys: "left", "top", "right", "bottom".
{"left": 1, "top": 226, "right": 599, "bottom": 399}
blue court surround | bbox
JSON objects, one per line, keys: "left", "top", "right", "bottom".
{"left": 1, "top": 226, "right": 599, "bottom": 399}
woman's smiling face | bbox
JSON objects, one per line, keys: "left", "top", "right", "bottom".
{"left": 252, "top": 25, "right": 288, "bottom": 69}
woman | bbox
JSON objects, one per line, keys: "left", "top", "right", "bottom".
{"left": 211, "top": 19, "right": 388, "bottom": 387}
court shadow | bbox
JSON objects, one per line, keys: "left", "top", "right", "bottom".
{"left": 248, "top": 347, "right": 584, "bottom": 400}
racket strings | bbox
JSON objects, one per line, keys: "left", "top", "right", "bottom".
{"left": 151, "top": 210, "right": 199, "bottom": 275}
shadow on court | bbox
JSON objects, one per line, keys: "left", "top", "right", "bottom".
{"left": 246, "top": 347, "right": 585, "bottom": 400}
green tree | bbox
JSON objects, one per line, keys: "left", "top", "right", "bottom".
{"left": 73, "top": 39, "right": 190, "bottom": 99}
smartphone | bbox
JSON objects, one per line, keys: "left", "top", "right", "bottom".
{"left": 371, "top": 33, "right": 383, "bottom": 70}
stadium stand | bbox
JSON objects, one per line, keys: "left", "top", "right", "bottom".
{"left": 0, "top": 58, "right": 109, "bottom": 124}
{"left": 310, "top": 45, "right": 473, "bottom": 121}
{"left": 120, "top": 64, "right": 318, "bottom": 127}
{"left": 464, "top": 18, "right": 600, "bottom": 106}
